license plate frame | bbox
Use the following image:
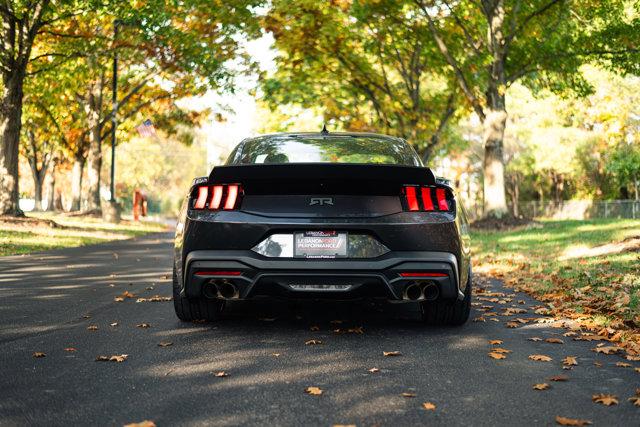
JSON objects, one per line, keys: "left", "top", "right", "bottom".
{"left": 294, "top": 231, "right": 348, "bottom": 258}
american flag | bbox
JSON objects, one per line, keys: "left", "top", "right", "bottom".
{"left": 135, "top": 119, "right": 156, "bottom": 137}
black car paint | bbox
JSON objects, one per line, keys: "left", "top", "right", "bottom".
{"left": 174, "top": 132, "right": 471, "bottom": 302}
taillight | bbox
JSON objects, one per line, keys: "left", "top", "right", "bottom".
{"left": 401, "top": 185, "right": 452, "bottom": 212}
{"left": 192, "top": 184, "right": 243, "bottom": 210}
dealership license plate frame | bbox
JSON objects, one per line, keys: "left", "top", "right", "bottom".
{"left": 294, "top": 231, "right": 348, "bottom": 258}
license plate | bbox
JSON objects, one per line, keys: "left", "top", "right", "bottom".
{"left": 294, "top": 231, "right": 347, "bottom": 258}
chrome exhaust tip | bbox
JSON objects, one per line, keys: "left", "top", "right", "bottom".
{"left": 403, "top": 282, "right": 422, "bottom": 301}
{"left": 215, "top": 279, "right": 238, "bottom": 299}
{"left": 421, "top": 281, "right": 440, "bottom": 301}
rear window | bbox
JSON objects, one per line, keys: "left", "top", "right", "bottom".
{"left": 229, "top": 135, "right": 422, "bottom": 166}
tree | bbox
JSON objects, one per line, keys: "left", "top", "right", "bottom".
{"left": 2, "top": 0, "right": 263, "bottom": 216}
{"left": 0, "top": 1, "right": 100, "bottom": 215}
{"left": 262, "top": 0, "right": 459, "bottom": 161}
{"left": 413, "top": 0, "right": 639, "bottom": 217}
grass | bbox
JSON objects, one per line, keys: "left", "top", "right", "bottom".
{"left": 0, "top": 212, "right": 168, "bottom": 256}
{"left": 472, "top": 218, "right": 640, "bottom": 328}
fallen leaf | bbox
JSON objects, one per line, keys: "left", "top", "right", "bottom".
{"left": 615, "top": 362, "right": 632, "bottom": 368}
{"left": 592, "top": 346, "right": 622, "bottom": 355}
{"left": 214, "top": 371, "right": 228, "bottom": 377}
{"left": 491, "top": 348, "right": 512, "bottom": 354}
{"left": 305, "top": 386, "right": 322, "bottom": 395}
{"left": 157, "top": 341, "right": 173, "bottom": 347}
{"left": 488, "top": 340, "right": 503, "bottom": 345}
{"left": 549, "top": 375, "right": 569, "bottom": 382}
{"left": 488, "top": 352, "right": 506, "bottom": 360}
{"left": 533, "top": 383, "right": 550, "bottom": 390}
{"left": 96, "top": 354, "right": 128, "bottom": 362}
{"left": 87, "top": 325, "right": 98, "bottom": 331}
{"left": 527, "top": 337, "right": 543, "bottom": 342}
{"left": 592, "top": 393, "right": 618, "bottom": 406}
{"left": 137, "top": 323, "right": 151, "bottom": 329}
{"left": 64, "top": 347, "right": 76, "bottom": 352}
{"left": 383, "top": 351, "right": 401, "bottom": 357}
{"left": 555, "top": 416, "right": 592, "bottom": 426}
{"left": 124, "top": 421, "right": 156, "bottom": 427}
{"left": 473, "top": 316, "right": 486, "bottom": 322}
{"left": 506, "top": 322, "right": 519, "bottom": 328}
{"left": 401, "top": 392, "right": 416, "bottom": 398}
{"left": 628, "top": 396, "right": 640, "bottom": 407}
{"left": 529, "top": 354, "right": 552, "bottom": 362}
{"left": 329, "top": 320, "right": 343, "bottom": 324}
{"left": 114, "top": 297, "right": 124, "bottom": 302}
{"left": 32, "top": 352, "right": 46, "bottom": 358}
{"left": 271, "top": 353, "right": 281, "bottom": 357}
{"left": 305, "top": 339, "right": 323, "bottom": 345}
{"left": 562, "top": 356, "right": 578, "bottom": 366}
{"left": 594, "top": 361, "right": 603, "bottom": 367}
{"left": 110, "top": 322, "right": 118, "bottom": 327}
{"left": 310, "top": 325, "right": 320, "bottom": 331}
{"left": 545, "top": 338, "right": 564, "bottom": 344}
{"left": 368, "top": 367, "right": 380, "bottom": 373}
{"left": 422, "top": 402, "right": 436, "bottom": 411}
{"left": 334, "top": 326, "right": 364, "bottom": 334}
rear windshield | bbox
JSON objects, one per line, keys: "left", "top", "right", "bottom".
{"left": 229, "top": 135, "right": 422, "bottom": 166}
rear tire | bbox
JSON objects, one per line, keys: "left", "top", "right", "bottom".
{"left": 173, "top": 266, "right": 223, "bottom": 322}
{"left": 420, "top": 268, "right": 472, "bottom": 326}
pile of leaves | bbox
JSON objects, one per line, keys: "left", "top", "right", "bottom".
{"left": 473, "top": 219, "right": 640, "bottom": 356}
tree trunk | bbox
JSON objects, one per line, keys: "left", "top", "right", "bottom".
{"left": 85, "top": 84, "right": 103, "bottom": 213}
{"left": 482, "top": 106, "right": 508, "bottom": 218}
{"left": 0, "top": 69, "right": 26, "bottom": 216}
{"left": 481, "top": 0, "right": 508, "bottom": 219}
{"left": 45, "top": 159, "right": 56, "bottom": 211}
{"left": 70, "top": 154, "right": 85, "bottom": 212}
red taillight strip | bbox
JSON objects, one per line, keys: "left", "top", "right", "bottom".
{"left": 194, "top": 186, "right": 208, "bottom": 209}
{"left": 420, "top": 187, "right": 434, "bottom": 211}
{"left": 436, "top": 188, "right": 449, "bottom": 211}
{"left": 224, "top": 184, "right": 239, "bottom": 210}
{"left": 194, "top": 271, "right": 242, "bottom": 276}
{"left": 210, "top": 185, "right": 224, "bottom": 210}
{"left": 399, "top": 272, "right": 448, "bottom": 277}
{"left": 405, "top": 186, "right": 419, "bottom": 211}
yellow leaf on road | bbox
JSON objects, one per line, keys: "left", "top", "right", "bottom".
{"left": 529, "top": 354, "right": 552, "bottom": 362}
{"left": 305, "top": 386, "right": 322, "bottom": 395}
{"left": 383, "top": 351, "right": 401, "bottom": 357}
{"left": 422, "top": 402, "right": 436, "bottom": 411}
{"left": 562, "top": 356, "right": 578, "bottom": 366}
{"left": 32, "top": 352, "right": 46, "bottom": 358}
{"left": 555, "top": 416, "right": 592, "bottom": 426}
{"left": 488, "top": 352, "right": 506, "bottom": 360}
{"left": 533, "top": 383, "right": 549, "bottom": 390}
{"left": 592, "top": 394, "right": 618, "bottom": 406}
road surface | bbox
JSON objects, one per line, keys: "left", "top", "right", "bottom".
{"left": 1, "top": 232, "right": 638, "bottom": 426}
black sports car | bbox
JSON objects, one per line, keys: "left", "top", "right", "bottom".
{"left": 173, "top": 131, "right": 472, "bottom": 325}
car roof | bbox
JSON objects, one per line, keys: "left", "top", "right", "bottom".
{"left": 240, "top": 131, "right": 408, "bottom": 144}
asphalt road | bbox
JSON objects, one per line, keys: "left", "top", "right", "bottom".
{"left": 1, "top": 232, "right": 638, "bottom": 426}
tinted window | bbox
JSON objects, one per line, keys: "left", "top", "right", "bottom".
{"left": 230, "top": 135, "right": 422, "bottom": 166}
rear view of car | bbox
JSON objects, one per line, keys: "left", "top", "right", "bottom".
{"left": 173, "top": 132, "right": 472, "bottom": 325}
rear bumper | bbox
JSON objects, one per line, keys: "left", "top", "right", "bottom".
{"left": 181, "top": 250, "right": 463, "bottom": 301}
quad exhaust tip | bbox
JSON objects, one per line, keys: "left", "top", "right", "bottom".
{"left": 204, "top": 279, "right": 239, "bottom": 300}
{"left": 402, "top": 280, "right": 439, "bottom": 301}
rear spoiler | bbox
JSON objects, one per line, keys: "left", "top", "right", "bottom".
{"left": 208, "top": 163, "right": 436, "bottom": 186}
